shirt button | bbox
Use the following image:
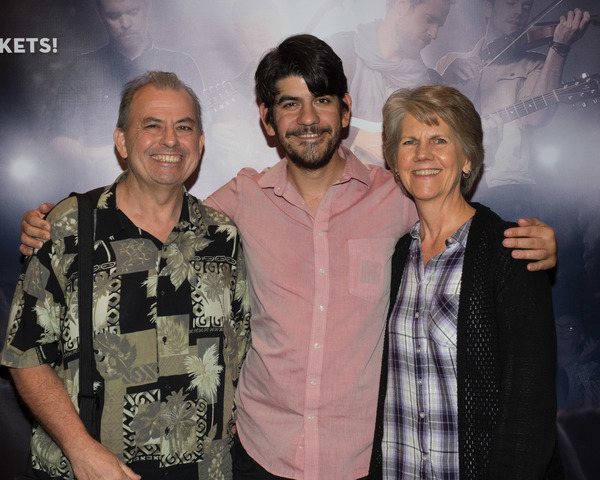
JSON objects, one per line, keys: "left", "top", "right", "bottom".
{"left": 423, "top": 454, "right": 428, "bottom": 462}
{"left": 419, "top": 412, "right": 425, "bottom": 419}
{"left": 317, "top": 232, "right": 323, "bottom": 237}
{"left": 415, "top": 312, "right": 420, "bottom": 318}
{"left": 319, "top": 305, "right": 324, "bottom": 312}
{"left": 319, "top": 268, "right": 325, "bottom": 274}
{"left": 417, "top": 348, "right": 421, "bottom": 354}
{"left": 310, "top": 380, "right": 316, "bottom": 386}
{"left": 314, "top": 343, "right": 320, "bottom": 349}
{"left": 308, "top": 416, "right": 314, "bottom": 421}
{"left": 418, "top": 379, "right": 423, "bottom": 385}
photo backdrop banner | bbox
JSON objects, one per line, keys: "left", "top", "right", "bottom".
{"left": 1, "top": 0, "right": 599, "bottom": 477}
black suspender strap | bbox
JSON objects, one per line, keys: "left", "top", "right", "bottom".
{"left": 75, "top": 191, "right": 98, "bottom": 438}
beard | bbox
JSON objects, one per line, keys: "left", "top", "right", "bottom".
{"left": 275, "top": 124, "right": 341, "bottom": 171}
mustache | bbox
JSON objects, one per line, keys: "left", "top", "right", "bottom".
{"left": 285, "top": 126, "right": 332, "bottom": 138}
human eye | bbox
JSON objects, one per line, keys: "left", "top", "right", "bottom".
{"left": 278, "top": 100, "right": 297, "bottom": 109}
{"left": 141, "top": 118, "right": 164, "bottom": 131}
{"left": 402, "top": 138, "right": 416, "bottom": 145}
{"left": 316, "top": 97, "right": 332, "bottom": 105}
{"left": 434, "top": 137, "right": 447, "bottom": 144}
{"left": 176, "top": 124, "right": 194, "bottom": 134}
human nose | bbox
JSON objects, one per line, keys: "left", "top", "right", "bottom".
{"left": 427, "top": 24, "right": 440, "bottom": 40}
{"left": 298, "top": 103, "right": 318, "bottom": 126}
{"left": 160, "top": 125, "right": 179, "bottom": 147}
{"left": 415, "top": 141, "right": 431, "bottom": 159}
{"left": 120, "top": 14, "right": 132, "bottom": 29}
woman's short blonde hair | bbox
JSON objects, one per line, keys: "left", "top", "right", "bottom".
{"left": 382, "top": 85, "right": 484, "bottom": 196}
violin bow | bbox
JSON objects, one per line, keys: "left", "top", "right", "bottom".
{"left": 480, "top": 0, "right": 565, "bottom": 72}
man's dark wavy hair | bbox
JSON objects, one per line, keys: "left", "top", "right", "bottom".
{"left": 255, "top": 34, "right": 349, "bottom": 125}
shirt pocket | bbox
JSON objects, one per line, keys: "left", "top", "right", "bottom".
{"left": 428, "top": 293, "right": 459, "bottom": 348}
{"left": 348, "top": 238, "right": 395, "bottom": 303}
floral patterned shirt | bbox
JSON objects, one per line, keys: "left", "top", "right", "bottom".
{"left": 1, "top": 172, "right": 251, "bottom": 480}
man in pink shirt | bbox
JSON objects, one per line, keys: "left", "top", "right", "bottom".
{"left": 206, "top": 35, "right": 556, "bottom": 479}
{"left": 20, "top": 35, "right": 557, "bottom": 479}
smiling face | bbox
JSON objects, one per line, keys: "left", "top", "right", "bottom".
{"left": 114, "top": 84, "right": 204, "bottom": 191}
{"left": 485, "top": 0, "right": 533, "bottom": 40}
{"left": 260, "top": 76, "right": 351, "bottom": 171}
{"left": 395, "top": 113, "right": 471, "bottom": 205}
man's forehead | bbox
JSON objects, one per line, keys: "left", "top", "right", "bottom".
{"left": 130, "top": 85, "right": 196, "bottom": 118}
{"left": 99, "top": 0, "right": 146, "bottom": 15}
{"left": 415, "top": 0, "right": 451, "bottom": 17}
{"left": 274, "top": 76, "right": 331, "bottom": 101}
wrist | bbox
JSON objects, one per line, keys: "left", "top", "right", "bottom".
{"left": 549, "top": 41, "right": 570, "bottom": 57}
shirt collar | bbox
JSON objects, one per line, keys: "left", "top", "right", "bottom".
{"left": 257, "top": 145, "right": 373, "bottom": 197}
{"left": 410, "top": 216, "right": 473, "bottom": 249}
{"left": 94, "top": 170, "right": 190, "bottom": 242}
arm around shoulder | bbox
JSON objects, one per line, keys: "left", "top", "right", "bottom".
{"left": 503, "top": 217, "right": 557, "bottom": 271}
{"left": 20, "top": 202, "right": 55, "bottom": 256}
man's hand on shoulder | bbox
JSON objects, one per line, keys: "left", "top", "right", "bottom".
{"left": 503, "top": 218, "right": 557, "bottom": 272}
{"left": 20, "top": 203, "right": 54, "bottom": 256}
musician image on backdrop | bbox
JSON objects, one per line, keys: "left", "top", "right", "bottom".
{"left": 436, "top": 0, "right": 591, "bottom": 220}
{"left": 49, "top": 0, "right": 204, "bottom": 188}
{"left": 328, "top": 0, "right": 453, "bottom": 167}
{"left": 201, "top": 0, "right": 284, "bottom": 191}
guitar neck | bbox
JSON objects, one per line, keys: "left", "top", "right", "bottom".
{"left": 488, "top": 90, "right": 560, "bottom": 123}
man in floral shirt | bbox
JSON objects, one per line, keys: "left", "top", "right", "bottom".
{"left": 0, "top": 71, "right": 251, "bottom": 480}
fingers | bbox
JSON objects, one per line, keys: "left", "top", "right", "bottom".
{"left": 19, "top": 207, "right": 53, "bottom": 255}
{"left": 509, "top": 249, "right": 555, "bottom": 272}
{"left": 120, "top": 462, "right": 142, "bottom": 480}
{"left": 39, "top": 202, "right": 55, "bottom": 214}
{"left": 503, "top": 218, "right": 557, "bottom": 271}
{"left": 554, "top": 9, "right": 590, "bottom": 45}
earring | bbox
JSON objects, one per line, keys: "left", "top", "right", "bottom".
{"left": 393, "top": 170, "right": 401, "bottom": 181}
{"left": 462, "top": 170, "right": 471, "bottom": 179}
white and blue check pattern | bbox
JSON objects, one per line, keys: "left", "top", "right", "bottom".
{"left": 383, "top": 218, "right": 472, "bottom": 479}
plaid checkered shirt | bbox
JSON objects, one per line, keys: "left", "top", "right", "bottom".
{"left": 382, "top": 218, "right": 472, "bottom": 479}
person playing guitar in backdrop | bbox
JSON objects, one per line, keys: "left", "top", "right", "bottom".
{"left": 436, "top": 0, "right": 591, "bottom": 220}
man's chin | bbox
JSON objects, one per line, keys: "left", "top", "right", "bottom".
{"left": 288, "top": 156, "right": 332, "bottom": 171}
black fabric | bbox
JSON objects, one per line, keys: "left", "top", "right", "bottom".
{"left": 75, "top": 188, "right": 103, "bottom": 440}
{"left": 369, "top": 203, "right": 562, "bottom": 479}
{"left": 232, "top": 433, "right": 293, "bottom": 480}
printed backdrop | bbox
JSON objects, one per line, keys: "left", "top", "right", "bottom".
{"left": 1, "top": 0, "right": 599, "bottom": 477}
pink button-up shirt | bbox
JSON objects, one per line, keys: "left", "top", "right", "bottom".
{"left": 205, "top": 147, "right": 417, "bottom": 479}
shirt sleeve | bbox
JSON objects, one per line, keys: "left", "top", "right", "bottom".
{"left": 205, "top": 176, "right": 242, "bottom": 220}
{"left": 1, "top": 203, "right": 76, "bottom": 369}
{"left": 0, "top": 244, "right": 70, "bottom": 369}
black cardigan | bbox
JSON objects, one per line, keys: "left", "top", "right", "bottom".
{"left": 369, "top": 203, "right": 563, "bottom": 479}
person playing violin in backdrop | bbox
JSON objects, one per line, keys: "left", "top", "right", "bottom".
{"left": 436, "top": 0, "right": 591, "bottom": 221}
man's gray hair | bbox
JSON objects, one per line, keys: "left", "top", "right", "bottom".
{"left": 117, "top": 71, "right": 203, "bottom": 132}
